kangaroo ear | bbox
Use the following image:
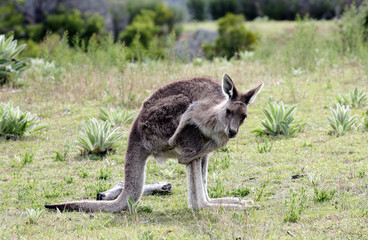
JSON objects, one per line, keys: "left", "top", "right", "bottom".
{"left": 241, "top": 83, "right": 264, "bottom": 104}
{"left": 222, "top": 74, "right": 238, "bottom": 99}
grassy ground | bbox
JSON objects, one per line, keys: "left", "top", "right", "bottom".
{"left": 1, "top": 20, "right": 368, "bottom": 239}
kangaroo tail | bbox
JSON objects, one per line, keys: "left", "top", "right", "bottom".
{"left": 45, "top": 133, "right": 149, "bottom": 213}
{"left": 44, "top": 199, "right": 127, "bottom": 213}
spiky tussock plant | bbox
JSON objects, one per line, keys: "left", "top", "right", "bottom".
{"left": 99, "top": 107, "right": 136, "bottom": 126}
{"left": 327, "top": 103, "right": 358, "bottom": 136}
{"left": 0, "top": 102, "right": 47, "bottom": 139}
{"left": 75, "top": 118, "right": 124, "bottom": 154}
{"left": 25, "top": 208, "right": 44, "bottom": 224}
{"left": 336, "top": 87, "right": 368, "bottom": 108}
{"left": 252, "top": 101, "right": 303, "bottom": 136}
{"left": 0, "top": 35, "right": 29, "bottom": 85}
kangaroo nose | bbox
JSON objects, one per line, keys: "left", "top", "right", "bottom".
{"left": 229, "top": 129, "right": 237, "bottom": 138}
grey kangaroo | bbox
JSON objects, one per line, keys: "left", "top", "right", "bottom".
{"left": 45, "top": 74, "right": 263, "bottom": 212}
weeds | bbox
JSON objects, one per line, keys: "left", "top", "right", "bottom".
{"left": 21, "top": 151, "right": 34, "bottom": 165}
{"left": 98, "top": 168, "right": 111, "bottom": 180}
{"left": 208, "top": 173, "right": 224, "bottom": 198}
{"left": 336, "top": 87, "right": 368, "bottom": 108}
{"left": 283, "top": 16, "right": 317, "bottom": 72}
{"left": 99, "top": 107, "right": 136, "bottom": 126}
{"left": 0, "top": 35, "right": 29, "bottom": 85}
{"left": 327, "top": 104, "right": 358, "bottom": 136}
{"left": 54, "top": 146, "right": 70, "bottom": 161}
{"left": 307, "top": 172, "right": 323, "bottom": 186}
{"left": 362, "top": 110, "right": 368, "bottom": 131}
{"left": 227, "top": 187, "right": 251, "bottom": 197}
{"left": 255, "top": 183, "right": 266, "bottom": 202}
{"left": 313, "top": 187, "right": 336, "bottom": 202}
{"left": 127, "top": 196, "right": 139, "bottom": 218}
{"left": 64, "top": 176, "right": 74, "bottom": 184}
{"left": 284, "top": 188, "right": 306, "bottom": 223}
{"left": 75, "top": 118, "right": 124, "bottom": 155}
{"left": 0, "top": 102, "right": 47, "bottom": 139}
{"left": 252, "top": 101, "right": 303, "bottom": 137}
{"left": 257, "top": 137, "right": 273, "bottom": 153}
{"left": 25, "top": 208, "right": 44, "bottom": 224}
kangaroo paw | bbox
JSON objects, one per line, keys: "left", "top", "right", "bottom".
{"left": 168, "top": 137, "right": 176, "bottom": 146}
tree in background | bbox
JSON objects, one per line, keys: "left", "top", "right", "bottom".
{"left": 203, "top": 13, "right": 257, "bottom": 59}
{"left": 186, "top": 0, "right": 206, "bottom": 21}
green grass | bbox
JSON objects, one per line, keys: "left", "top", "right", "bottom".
{"left": 1, "top": 20, "right": 368, "bottom": 239}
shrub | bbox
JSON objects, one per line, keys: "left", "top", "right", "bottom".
{"left": 0, "top": 102, "right": 47, "bottom": 139}
{"left": 0, "top": 34, "right": 29, "bottom": 85}
{"left": 45, "top": 6, "right": 106, "bottom": 47}
{"left": 338, "top": 3, "right": 368, "bottom": 56}
{"left": 282, "top": 16, "right": 317, "bottom": 72}
{"left": 99, "top": 107, "right": 136, "bottom": 126}
{"left": 119, "top": 10, "right": 160, "bottom": 49}
{"left": 75, "top": 118, "right": 124, "bottom": 155}
{"left": 252, "top": 101, "right": 303, "bottom": 137}
{"left": 336, "top": 87, "right": 368, "bottom": 108}
{"left": 203, "top": 13, "right": 257, "bottom": 59}
{"left": 29, "top": 58, "right": 63, "bottom": 81}
{"left": 327, "top": 104, "right": 358, "bottom": 136}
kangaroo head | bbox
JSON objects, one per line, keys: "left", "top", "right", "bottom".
{"left": 219, "top": 74, "right": 263, "bottom": 138}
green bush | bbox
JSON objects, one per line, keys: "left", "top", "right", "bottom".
{"left": 99, "top": 107, "right": 136, "bottom": 127}
{"left": 0, "top": 34, "right": 29, "bottom": 85}
{"left": 75, "top": 118, "right": 124, "bottom": 155}
{"left": 327, "top": 104, "right": 358, "bottom": 137}
{"left": 203, "top": 13, "right": 257, "bottom": 59}
{"left": 338, "top": 3, "right": 368, "bottom": 56}
{"left": 336, "top": 87, "right": 368, "bottom": 108}
{"left": 119, "top": 10, "right": 160, "bottom": 49}
{"left": 0, "top": 102, "right": 47, "bottom": 139}
{"left": 45, "top": 7, "right": 105, "bottom": 47}
{"left": 252, "top": 101, "right": 303, "bottom": 137}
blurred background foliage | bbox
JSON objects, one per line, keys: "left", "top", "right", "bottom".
{"left": 0, "top": 0, "right": 367, "bottom": 62}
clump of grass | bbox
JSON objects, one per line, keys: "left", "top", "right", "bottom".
{"left": 313, "top": 187, "right": 336, "bottom": 202}
{"left": 25, "top": 208, "right": 44, "bottom": 224}
{"left": 54, "top": 146, "right": 70, "bottom": 162}
{"left": 75, "top": 118, "right": 124, "bottom": 154}
{"left": 0, "top": 35, "right": 29, "bottom": 85}
{"left": 208, "top": 173, "right": 224, "bottom": 198}
{"left": 98, "top": 168, "right": 111, "bottom": 180}
{"left": 284, "top": 188, "right": 306, "bottom": 223}
{"left": 336, "top": 87, "right": 368, "bottom": 108}
{"left": 0, "top": 102, "right": 47, "bottom": 139}
{"left": 99, "top": 107, "right": 136, "bottom": 126}
{"left": 227, "top": 187, "right": 251, "bottom": 197}
{"left": 21, "top": 151, "right": 34, "bottom": 165}
{"left": 327, "top": 104, "right": 358, "bottom": 136}
{"left": 29, "top": 58, "right": 64, "bottom": 81}
{"left": 252, "top": 101, "right": 303, "bottom": 137}
{"left": 257, "top": 137, "right": 273, "bottom": 153}
{"left": 362, "top": 110, "right": 368, "bottom": 131}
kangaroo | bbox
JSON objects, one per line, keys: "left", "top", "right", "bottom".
{"left": 45, "top": 74, "right": 263, "bottom": 212}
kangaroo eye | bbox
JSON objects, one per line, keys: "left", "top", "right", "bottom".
{"left": 226, "top": 109, "right": 231, "bottom": 115}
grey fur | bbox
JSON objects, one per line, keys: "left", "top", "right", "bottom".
{"left": 45, "top": 74, "right": 263, "bottom": 213}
